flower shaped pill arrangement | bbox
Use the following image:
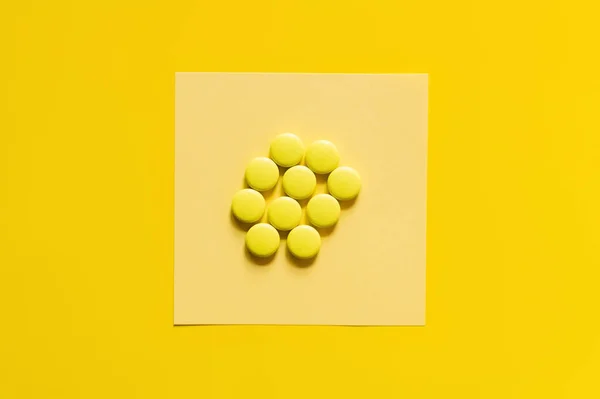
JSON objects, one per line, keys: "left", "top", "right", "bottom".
{"left": 231, "top": 133, "right": 361, "bottom": 261}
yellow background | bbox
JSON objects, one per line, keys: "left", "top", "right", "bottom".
{"left": 1, "top": 0, "right": 599, "bottom": 397}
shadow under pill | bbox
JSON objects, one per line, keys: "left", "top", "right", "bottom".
{"left": 285, "top": 249, "right": 316, "bottom": 268}
{"left": 244, "top": 246, "right": 276, "bottom": 266}
{"left": 297, "top": 198, "right": 310, "bottom": 208}
{"left": 340, "top": 197, "right": 357, "bottom": 210}
{"left": 315, "top": 173, "right": 328, "bottom": 185}
{"left": 230, "top": 211, "right": 253, "bottom": 232}
{"left": 316, "top": 224, "right": 336, "bottom": 237}
{"left": 261, "top": 186, "right": 278, "bottom": 201}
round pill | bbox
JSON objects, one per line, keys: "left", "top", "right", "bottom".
{"left": 245, "top": 223, "right": 280, "bottom": 257}
{"left": 267, "top": 196, "right": 302, "bottom": 231}
{"left": 287, "top": 225, "right": 321, "bottom": 259}
{"left": 305, "top": 140, "right": 340, "bottom": 174}
{"left": 282, "top": 165, "right": 317, "bottom": 200}
{"left": 327, "top": 166, "right": 362, "bottom": 201}
{"left": 306, "top": 194, "right": 341, "bottom": 228}
{"left": 245, "top": 157, "right": 279, "bottom": 191}
{"left": 269, "top": 133, "right": 304, "bottom": 167}
{"left": 231, "top": 189, "right": 266, "bottom": 223}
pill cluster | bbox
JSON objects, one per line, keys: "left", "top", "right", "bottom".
{"left": 231, "top": 133, "right": 361, "bottom": 260}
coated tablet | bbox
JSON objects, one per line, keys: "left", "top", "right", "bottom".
{"left": 287, "top": 225, "right": 321, "bottom": 259}
{"left": 246, "top": 223, "right": 280, "bottom": 257}
{"left": 306, "top": 194, "right": 340, "bottom": 228}
{"left": 231, "top": 189, "right": 265, "bottom": 223}
{"left": 327, "top": 166, "right": 361, "bottom": 201}
{"left": 305, "top": 140, "right": 340, "bottom": 174}
{"left": 269, "top": 133, "right": 304, "bottom": 167}
{"left": 267, "top": 196, "right": 302, "bottom": 231}
{"left": 245, "top": 157, "right": 279, "bottom": 191}
{"left": 282, "top": 165, "right": 317, "bottom": 200}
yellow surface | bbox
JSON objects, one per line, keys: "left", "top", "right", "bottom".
{"left": 305, "top": 140, "right": 341, "bottom": 174}
{"left": 306, "top": 194, "right": 341, "bottom": 228}
{"left": 1, "top": 0, "right": 600, "bottom": 398}
{"left": 328, "top": 166, "right": 361, "bottom": 201}
{"left": 282, "top": 165, "right": 317, "bottom": 200}
{"left": 231, "top": 188, "right": 266, "bottom": 223}
{"left": 245, "top": 223, "right": 280, "bottom": 257}
{"left": 287, "top": 225, "right": 322, "bottom": 259}
{"left": 269, "top": 132, "right": 305, "bottom": 167}
{"left": 267, "top": 196, "right": 302, "bottom": 231}
{"left": 245, "top": 157, "right": 279, "bottom": 191}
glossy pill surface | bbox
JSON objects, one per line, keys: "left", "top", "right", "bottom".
{"left": 287, "top": 225, "right": 321, "bottom": 259}
{"left": 267, "top": 196, "right": 302, "bottom": 231}
{"left": 282, "top": 165, "right": 317, "bottom": 200}
{"left": 245, "top": 157, "right": 279, "bottom": 191}
{"left": 305, "top": 140, "right": 340, "bottom": 174}
{"left": 327, "top": 166, "right": 361, "bottom": 201}
{"left": 269, "top": 133, "right": 304, "bottom": 167}
{"left": 245, "top": 223, "right": 280, "bottom": 257}
{"left": 306, "top": 194, "right": 341, "bottom": 228}
{"left": 231, "top": 189, "right": 265, "bottom": 223}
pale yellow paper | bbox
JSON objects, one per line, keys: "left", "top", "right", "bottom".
{"left": 175, "top": 73, "right": 428, "bottom": 325}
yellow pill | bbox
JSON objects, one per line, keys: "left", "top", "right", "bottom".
{"left": 269, "top": 133, "right": 305, "bottom": 167}
{"left": 245, "top": 223, "right": 280, "bottom": 257}
{"left": 287, "top": 225, "right": 321, "bottom": 259}
{"left": 245, "top": 157, "right": 279, "bottom": 191}
{"left": 327, "top": 166, "right": 361, "bottom": 201}
{"left": 305, "top": 140, "right": 340, "bottom": 174}
{"left": 306, "top": 194, "right": 341, "bottom": 228}
{"left": 282, "top": 165, "right": 317, "bottom": 200}
{"left": 231, "top": 188, "right": 266, "bottom": 223}
{"left": 267, "top": 196, "right": 302, "bottom": 231}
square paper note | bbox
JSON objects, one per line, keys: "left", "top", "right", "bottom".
{"left": 175, "top": 73, "right": 427, "bottom": 325}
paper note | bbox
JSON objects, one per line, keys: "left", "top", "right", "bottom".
{"left": 175, "top": 73, "right": 428, "bottom": 325}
